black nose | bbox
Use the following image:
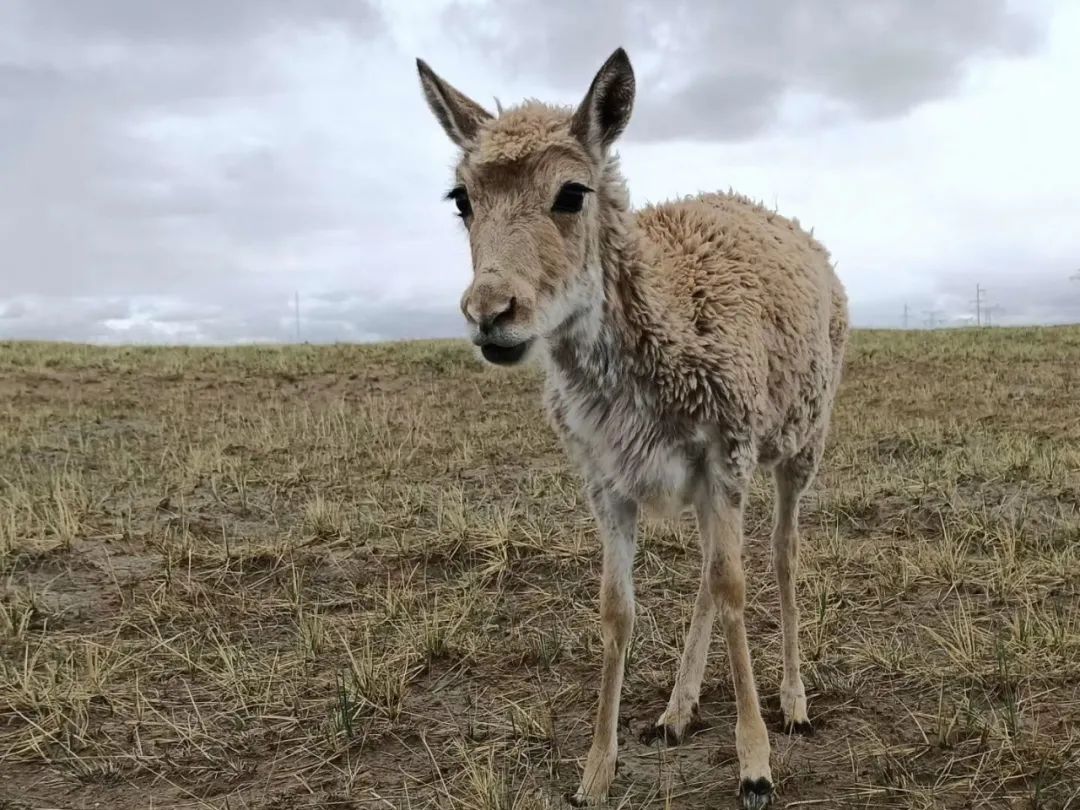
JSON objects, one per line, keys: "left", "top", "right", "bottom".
{"left": 478, "top": 297, "right": 516, "bottom": 335}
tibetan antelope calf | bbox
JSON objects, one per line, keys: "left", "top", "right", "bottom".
{"left": 417, "top": 48, "right": 848, "bottom": 809}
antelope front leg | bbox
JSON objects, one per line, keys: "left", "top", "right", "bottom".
{"left": 700, "top": 489, "right": 774, "bottom": 809}
{"left": 570, "top": 487, "right": 638, "bottom": 806}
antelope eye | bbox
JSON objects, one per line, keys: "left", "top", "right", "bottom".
{"left": 552, "top": 182, "right": 593, "bottom": 214}
{"left": 446, "top": 186, "right": 472, "bottom": 218}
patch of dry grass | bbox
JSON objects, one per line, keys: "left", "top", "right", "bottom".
{"left": 1, "top": 328, "right": 1078, "bottom": 809}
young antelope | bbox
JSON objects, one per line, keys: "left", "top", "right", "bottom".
{"left": 417, "top": 47, "right": 849, "bottom": 809}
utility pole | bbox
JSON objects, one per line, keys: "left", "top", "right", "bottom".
{"left": 923, "top": 310, "right": 944, "bottom": 329}
{"left": 972, "top": 284, "right": 986, "bottom": 327}
{"left": 294, "top": 291, "right": 300, "bottom": 343}
{"left": 902, "top": 302, "right": 909, "bottom": 329}
{"left": 985, "top": 305, "right": 1003, "bottom": 327}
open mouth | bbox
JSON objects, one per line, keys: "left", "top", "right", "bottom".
{"left": 480, "top": 339, "right": 532, "bottom": 365}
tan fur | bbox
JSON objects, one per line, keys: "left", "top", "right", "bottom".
{"left": 608, "top": 189, "right": 846, "bottom": 437}
{"left": 471, "top": 102, "right": 583, "bottom": 166}
{"left": 418, "top": 49, "right": 849, "bottom": 809}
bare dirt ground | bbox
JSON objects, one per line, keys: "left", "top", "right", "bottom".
{"left": 1, "top": 328, "right": 1079, "bottom": 810}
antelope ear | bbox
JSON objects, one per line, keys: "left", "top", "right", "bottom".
{"left": 571, "top": 48, "right": 635, "bottom": 157}
{"left": 416, "top": 58, "right": 494, "bottom": 149}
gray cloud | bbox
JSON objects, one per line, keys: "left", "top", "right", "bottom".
{"left": 0, "top": 293, "right": 465, "bottom": 345}
{"left": 853, "top": 279, "right": 1080, "bottom": 330}
{"left": 444, "top": 0, "right": 1047, "bottom": 141}
{"left": 299, "top": 297, "right": 467, "bottom": 344}
{"left": 0, "top": 300, "right": 28, "bottom": 319}
{"left": 0, "top": 0, "right": 392, "bottom": 304}
{"left": 0, "top": 1, "right": 1076, "bottom": 346}
{"left": 0, "top": 297, "right": 135, "bottom": 343}
{"left": 5, "top": 266, "right": 1077, "bottom": 344}
{"left": 634, "top": 71, "right": 785, "bottom": 142}
{"left": 1, "top": 1, "right": 383, "bottom": 48}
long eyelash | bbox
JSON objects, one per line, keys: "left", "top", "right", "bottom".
{"left": 552, "top": 182, "right": 593, "bottom": 214}
{"left": 446, "top": 185, "right": 472, "bottom": 219}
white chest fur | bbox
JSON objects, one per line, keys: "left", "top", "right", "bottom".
{"left": 546, "top": 370, "right": 703, "bottom": 516}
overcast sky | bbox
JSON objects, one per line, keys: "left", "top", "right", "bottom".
{"left": 1, "top": 0, "right": 1078, "bottom": 344}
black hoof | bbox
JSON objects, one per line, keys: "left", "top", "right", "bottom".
{"left": 639, "top": 722, "right": 682, "bottom": 746}
{"left": 784, "top": 718, "right": 814, "bottom": 737}
{"left": 639, "top": 704, "right": 703, "bottom": 746}
{"left": 739, "top": 777, "right": 773, "bottom": 809}
{"left": 564, "top": 792, "right": 588, "bottom": 808}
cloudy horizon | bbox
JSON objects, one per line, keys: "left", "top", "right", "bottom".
{"left": 2, "top": 0, "right": 1079, "bottom": 345}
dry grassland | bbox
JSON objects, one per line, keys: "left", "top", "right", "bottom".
{"left": 1, "top": 327, "right": 1078, "bottom": 809}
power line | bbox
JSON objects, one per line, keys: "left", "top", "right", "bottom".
{"left": 971, "top": 283, "right": 986, "bottom": 327}
{"left": 923, "top": 309, "right": 945, "bottom": 329}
